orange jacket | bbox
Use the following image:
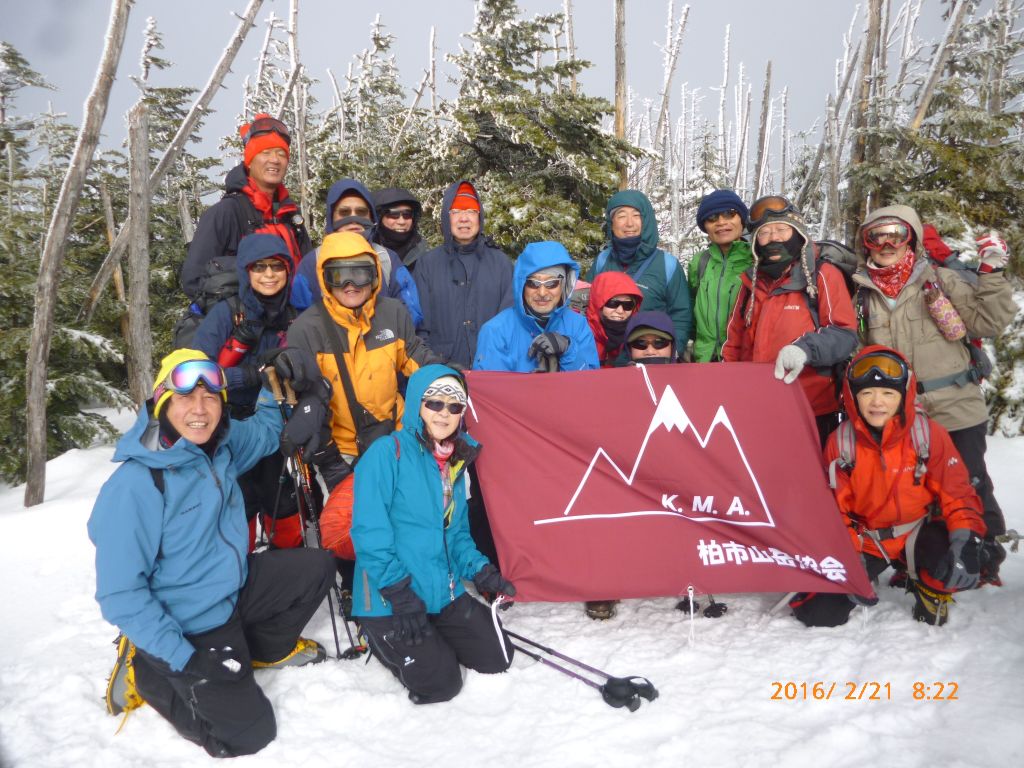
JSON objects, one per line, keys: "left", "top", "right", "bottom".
{"left": 722, "top": 259, "right": 857, "bottom": 415}
{"left": 825, "top": 346, "right": 985, "bottom": 561}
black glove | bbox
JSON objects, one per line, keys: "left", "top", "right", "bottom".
{"left": 528, "top": 332, "right": 571, "bottom": 360}
{"left": 232, "top": 319, "right": 263, "bottom": 349}
{"left": 308, "top": 437, "right": 352, "bottom": 493}
{"left": 237, "top": 363, "right": 261, "bottom": 389}
{"left": 379, "top": 577, "right": 432, "bottom": 646}
{"left": 260, "top": 347, "right": 320, "bottom": 392}
{"left": 472, "top": 563, "right": 516, "bottom": 598}
{"left": 184, "top": 646, "right": 246, "bottom": 684}
{"left": 934, "top": 529, "right": 982, "bottom": 591}
{"left": 280, "top": 377, "right": 332, "bottom": 457}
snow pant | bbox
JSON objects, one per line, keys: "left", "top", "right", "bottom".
{"left": 132, "top": 548, "right": 336, "bottom": 757}
{"left": 467, "top": 463, "right": 498, "bottom": 564}
{"left": 949, "top": 421, "right": 1004, "bottom": 538}
{"left": 791, "top": 521, "right": 954, "bottom": 628}
{"left": 359, "top": 592, "right": 513, "bottom": 704}
{"left": 815, "top": 412, "right": 841, "bottom": 450}
{"left": 239, "top": 452, "right": 304, "bottom": 550}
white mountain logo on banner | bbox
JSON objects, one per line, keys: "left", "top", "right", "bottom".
{"left": 534, "top": 385, "right": 775, "bottom": 528}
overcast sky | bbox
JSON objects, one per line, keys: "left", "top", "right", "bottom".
{"left": 2, "top": 0, "right": 950, "bottom": 172}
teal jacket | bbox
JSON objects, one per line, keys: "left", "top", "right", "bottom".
{"left": 688, "top": 238, "right": 753, "bottom": 362}
{"left": 586, "top": 189, "right": 692, "bottom": 350}
{"left": 351, "top": 364, "right": 489, "bottom": 617}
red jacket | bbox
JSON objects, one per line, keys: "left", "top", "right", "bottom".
{"left": 722, "top": 258, "right": 857, "bottom": 415}
{"left": 825, "top": 346, "right": 985, "bottom": 565}
{"left": 585, "top": 271, "right": 643, "bottom": 365}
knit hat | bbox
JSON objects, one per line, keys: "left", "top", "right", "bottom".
{"left": 696, "top": 189, "right": 749, "bottom": 232}
{"left": 152, "top": 349, "right": 227, "bottom": 418}
{"left": 240, "top": 113, "right": 291, "bottom": 168}
{"left": 625, "top": 311, "right": 675, "bottom": 344}
{"left": 423, "top": 375, "right": 467, "bottom": 405}
{"left": 451, "top": 182, "right": 480, "bottom": 211}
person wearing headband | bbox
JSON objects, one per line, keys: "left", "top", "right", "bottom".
{"left": 351, "top": 365, "right": 515, "bottom": 704}
{"left": 181, "top": 113, "right": 312, "bottom": 308}
{"left": 88, "top": 349, "right": 335, "bottom": 757}
{"left": 852, "top": 204, "right": 1016, "bottom": 585}
{"left": 789, "top": 346, "right": 985, "bottom": 628}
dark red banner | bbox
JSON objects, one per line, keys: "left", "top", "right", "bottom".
{"left": 465, "top": 363, "right": 872, "bottom": 602}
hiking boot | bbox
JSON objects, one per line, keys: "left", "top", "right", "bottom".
{"left": 252, "top": 638, "right": 327, "bottom": 669}
{"left": 910, "top": 581, "right": 952, "bottom": 626}
{"left": 888, "top": 570, "right": 908, "bottom": 590}
{"left": 339, "top": 589, "right": 353, "bottom": 620}
{"left": 105, "top": 635, "right": 145, "bottom": 716}
{"left": 584, "top": 600, "right": 618, "bottom": 620}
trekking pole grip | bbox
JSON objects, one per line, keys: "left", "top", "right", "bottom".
{"left": 265, "top": 367, "right": 285, "bottom": 403}
{"left": 283, "top": 380, "right": 298, "bottom": 406}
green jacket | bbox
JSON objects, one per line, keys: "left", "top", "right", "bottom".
{"left": 688, "top": 239, "right": 753, "bottom": 362}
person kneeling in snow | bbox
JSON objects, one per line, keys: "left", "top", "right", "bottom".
{"left": 352, "top": 366, "right": 515, "bottom": 704}
{"left": 790, "top": 346, "right": 986, "bottom": 628}
{"left": 88, "top": 349, "right": 336, "bottom": 758}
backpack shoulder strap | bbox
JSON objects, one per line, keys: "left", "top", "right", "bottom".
{"left": 696, "top": 249, "right": 713, "bottom": 284}
{"left": 225, "top": 191, "right": 261, "bottom": 235}
{"left": 149, "top": 467, "right": 165, "bottom": 494}
{"left": 661, "top": 251, "right": 679, "bottom": 281}
{"left": 909, "top": 408, "right": 930, "bottom": 485}
{"left": 828, "top": 420, "right": 857, "bottom": 490}
{"left": 594, "top": 247, "right": 610, "bottom": 274}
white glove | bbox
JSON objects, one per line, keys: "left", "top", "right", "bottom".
{"left": 976, "top": 231, "right": 1009, "bottom": 272}
{"left": 774, "top": 344, "right": 808, "bottom": 384}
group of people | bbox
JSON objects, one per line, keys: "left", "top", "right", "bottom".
{"left": 88, "top": 113, "right": 1015, "bottom": 757}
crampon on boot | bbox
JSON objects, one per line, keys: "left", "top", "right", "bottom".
{"left": 252, "top": 637, "right": 326, "bottom": 669}
{"left": 910, "top": 581, "right": 953, "bottom": 626}
{"left": 105, "top": 634, "right": 146, "bottom": 732}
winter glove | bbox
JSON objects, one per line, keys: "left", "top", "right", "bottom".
{"left": 308, "top": 437, "right": 352, "bottom": 493}
{"left": 976, "top": 231, "right": 1009, "bottom": 272}
{"left": 237, "top": 363, "right": 261, "bottom": 389}
{"left": 260, "top": 347, "right": 321, "bottom": 393}
{"left": 280, "top": 377, "right": 333, "bottom": 458}
{"left": 528, "top": 332, "right": 571, "bottom": 361}
{"left": 472, "top": 563, "right": 517, "bottom": 598}
{"left": 232, "top": 319, "right": 264, "bottom": 349}
{"left": 184, "top": 646, "right": 245, "bottom": 684}
{"left": 379, "top": 577, "right": 432, "bottom": 646}
{"left": 773, "top": 344, "right": 808, "bottom": 384}
{"left": 934, "top": 528, "right": 982, "bottom": 592}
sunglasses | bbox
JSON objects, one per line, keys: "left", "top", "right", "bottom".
{"left": 604, "top": 298, "right": 637, "bottom": 311}
{"left": 862, "top": 220, "right": 912, "bottom": 250}
{"left": 525, "top": 277, "right": 564, "bottom": 290}
{"left": 848, "top": 352, "right": 908, "bottom": 387}
{"left": 323, "top": 264, "right": 375, "bottom": 288}
{"left": 249, "top": 260, "right": 287, "bottom": 274}
{"left": 423, "top": 399, "right": 466, "bottom": 415}
{"left": 749, "top": 195, "right": 798, "bottom": 227}
{"left": 382, "top": 209, "right": 415, "bottom": 220}
{"left": 243, "top": 116, "right": 291, "bottom": 147}
{"left": 334, "top": 206, "right": 371, "bottom": 219}
{"left": 629, "top": 337, "right": 672, "bottom": 351}
{"left": 704, "top": 209, "right": 740, "bottom": 224}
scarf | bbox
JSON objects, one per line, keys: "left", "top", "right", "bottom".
{"left": 868, "top": 248, "right": 916, "bottom": 299}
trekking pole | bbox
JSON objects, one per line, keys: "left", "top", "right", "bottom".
{"left": 265, "top": 370, "right": 360, "bottom": 661}
{"left": 509, "top": 641, "right": 642, "bottom": 712}
{"left": 504, "top": 629, "right": 658, "bottom": 708}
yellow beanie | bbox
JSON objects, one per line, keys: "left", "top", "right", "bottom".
{"left": 152, "top": 349, "right": 227, "bottom": 418}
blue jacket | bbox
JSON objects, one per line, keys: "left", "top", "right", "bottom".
{"left": 87, "top": 391, "right": 282, "bottom": 671}
{"left": 473, "top": 241, "right": 599, "bottom": 372}
{"left": 192, "top": 233, "right": 292, "bottom": 412}
{"left": 413, "top": 180, "right": 514, "bottom": 368}
{"left": 291, "top": 178, "right": 423, "bottom": 327}
{"left": 352, "top": 364, "right": 489, "bottom": 617}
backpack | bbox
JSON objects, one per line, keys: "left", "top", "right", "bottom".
{"left": 594, "top": 247, "right": 679, "bottom": 287}
{"left": 172, "top": 294, "right": 245, "bottom": 349}
{"left": 827, "top": 406, "right": 931, "bottom": 490}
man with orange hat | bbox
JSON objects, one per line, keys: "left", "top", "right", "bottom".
{"left": 413, "top": 179, "right": 513, "bottom": 370}
{"left": 181, "top": 113, "right": 313, "bottom": 312}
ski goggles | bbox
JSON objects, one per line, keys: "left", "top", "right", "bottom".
{"left": 847, "top": 351, "right": 908, "bottom": 390}
{"left": 323, "top": 263, "right": 375, "bottom": 289}
{"left": 604, "top": 298, "right": 637, "bottom": 311}
{"left": 525, "top": 276, "right": 564, "bottom": 290}
{"left": 422, "top": 399, "right": 466, "bottom": 416}
{"left": 154, "top": 359, "right": 228, "bottom": 404}
{"left": 629, "top": 337, "right": 672, "bottom": 351}
{"left": 862, "top": 218, "right": 912, "bottom": 250}
{"left": 749, "top": 195, "right": 799, "bottom": 228}
{"left": 242, "top": 116, "right": 291, "bottom": 147}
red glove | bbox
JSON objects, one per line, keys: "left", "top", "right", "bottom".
{"left": 976, "top": 231, "right": 1009, "bottom": 272}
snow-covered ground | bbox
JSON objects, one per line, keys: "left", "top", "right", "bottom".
{"left": 1, "top": 409, "right": 1022, "bottom": 768}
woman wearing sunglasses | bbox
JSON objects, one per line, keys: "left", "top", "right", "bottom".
{"left": 852, "top": 205, "right": 1016, "bottom": 584}
{"left": 790, "top": 346, "right": 985, "bottom": 628}
{"left": 88, "top": 349, "right": 336, "bottom": 756}
{"left": 585, "top": 271, "right": 644, "bottom": 366}
{"left": 351, "top": 365, "right": 515, "bottom": 704}
{"left": 625, "top": 311, "right": 678, "bottom": 364}
{"left": 192, "top": 233, "right": 304, "bottom": 550}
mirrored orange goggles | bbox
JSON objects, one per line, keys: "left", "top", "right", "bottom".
{"left": 848, "top": 352, "right": 908, "bottom": 388}
{"left": 862, "top": 219, "right": 911, "bottom": 250}
{"left": 749, "top": 195, "right": 798, "bottom": 228}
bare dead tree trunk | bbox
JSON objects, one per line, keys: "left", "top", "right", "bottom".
{"left": 178, "top": 188, "right": 195, "bottom": 243}
{"left": 126, "top": 101, "right": 153, "bottom": 403}
{"left": 99, "top": 185, "right": 129, "bottom": 345}
{"left": 25, "top": 0, "right": 131, "bottom": 507}
{"left": 80, "top": 0, "right": 265, "bottom": 323}
{"left": 564, "top": 0, "right": 578, "bottom": 95}
{"left": 614, "top": 0, "right": 627, "bottom": 190}
{"left": 653, "top": 2, "right": 689, "bottom": 155}
{"left": 327, "top": 67, "right": 345, "bottom": 142}
{"left": 779, "top": 86, "right": 788, "bottom": 196}
{"left": 907, "top": 0, "right": 969, "bottom": 132}
{"left": 753, "top": 61, "right": 772, "bottom": 198}
{"left": 845, "top": 0, "right": 882, "bottom": 243}
{"left": 287, "top": 0, "right": 308, "bottom": 218}
{"left": 717, "top": 25, "right": 731, "bottom": 167}
{"left": 733, "top": 86, "right": 751, "bottom": 192}
{"left": 429, "top": 26, "right": 439, "bottom": 114}
{"left": 392, "top": 70, "right": 430, "bottom": 151}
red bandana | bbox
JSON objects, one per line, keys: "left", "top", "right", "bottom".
{"left": 868, "top": 248, "right": 916, "bottom": 298}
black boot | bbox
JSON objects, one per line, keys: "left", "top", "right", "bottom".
{"left": 910, "top": 581, "right": 952, "bottom": 626}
